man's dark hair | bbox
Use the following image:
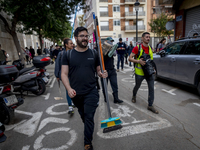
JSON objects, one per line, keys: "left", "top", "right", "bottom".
{"left": 63, "top": 38, "right": 72, "bottom": 49}
{"left": 119, "top": 38, "right": 122, "bottom": 41}
{"left": 142, "top": 32, "right": 150, "bottom": 37}
{"left": 74, "top": 27, "right": 88, "bottom": 37}
{"left": 0, "top": 44, "right": 1, "bottom": 47}
{"left": 193, "top": 33, "right": 198, "bottom": 36}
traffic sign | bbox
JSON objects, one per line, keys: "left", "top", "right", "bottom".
{"left": 89, "top": 39, "right": 92, "bottom": 43}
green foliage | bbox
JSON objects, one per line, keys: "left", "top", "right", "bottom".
{"left": 148, "top": 13, "right": 174, "bottom": 38}
{"left": 0, "top": 0, "right": 84, "bottom": 49}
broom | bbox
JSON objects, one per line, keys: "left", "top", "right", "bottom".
{"left": 93, "top": 13, "right": 122, "bottom": 133}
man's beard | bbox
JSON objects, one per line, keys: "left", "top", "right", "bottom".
{"left": 77, "top": 39, "right": 88, "bottom": 48}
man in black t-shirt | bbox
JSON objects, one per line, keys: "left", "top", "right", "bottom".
{"left": 61, "top": 27, "right": 107, "bottom": 150}
{"left": 101, "top": 37, "right": 123, "bottom": 104}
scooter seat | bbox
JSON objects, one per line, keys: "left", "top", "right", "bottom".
{"left": 19, "top": 67, "right": 35, "bottom": 75}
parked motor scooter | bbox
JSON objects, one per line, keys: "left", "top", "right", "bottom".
{"left": 12, "top": 55, "right": 50, "bottom": 85}
{"left": 0, "top": 65, "right": 24, "bottom": 125}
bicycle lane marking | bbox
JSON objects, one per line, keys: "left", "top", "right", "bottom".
{"left": 97, "top": 91, "right": 172, "bottom": 139}
{"left": 5, "top": 102, "right": 77, "bottom": 150}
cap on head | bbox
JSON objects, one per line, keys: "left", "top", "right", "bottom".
{"left": 106, "top": 37, "right": 114, "bottom": 42}
{"left": 119, "top": 38, "right": 122, "bottom": 41}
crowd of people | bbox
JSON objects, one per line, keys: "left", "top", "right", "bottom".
{"left": 22, "top": 45, "right": 68, "bottom": 65}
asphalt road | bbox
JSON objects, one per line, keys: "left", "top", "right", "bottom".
{"left": 1, "top": 60, "right": 200, "bottom": 150}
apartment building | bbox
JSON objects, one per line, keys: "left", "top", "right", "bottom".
{"left": 83, "top": 0, "right": 175, "bottom": 48}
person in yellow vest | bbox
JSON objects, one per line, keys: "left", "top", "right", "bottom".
{"left": 128, "top": 32, "right": 158, "bottom": 114}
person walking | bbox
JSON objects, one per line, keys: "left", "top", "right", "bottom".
{"left": 55, "top": 38, "right": 74, "bottom": 114}
{"left": 25, "top": 47, "right": 31, "bottom": 65}
{"left": 61, "top": 27, "right": 107, "bottom": 150}
{"left": 0, "top": 44, "right": 7, "bottom": 63}
{"left": 52, "top": 45, "right": 60, "bottom": 59}
{"left": 116, "top": 38, "right": 126, "bottom": 72}
{"left": 129, "top": 32, "right": 158, "bottom": 114}
{"left": 37, "top": 46, "right": 42, "bottom": 55}
{"left": 43, "top": 46, "right": 49, "bottom": 54}
{"left": 127, "top": 41, "right": 134, "bottom": 67}
{"left": 156, "top": 38, "right": 166, "bottom": 52}
{"left": 29, "top": 46, "right": 35, "bottom": 61}
{"left": 101, "top": 37, "right": 123, "bottom": 104}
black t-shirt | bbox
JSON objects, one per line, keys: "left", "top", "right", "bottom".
{"left": 62, "top": 48, "right": 100, "bottom": 95}
{"left": 104, "top": 55, "right": 114, "bottom": 70}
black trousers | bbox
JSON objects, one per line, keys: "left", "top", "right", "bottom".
{"left": 101, "top": 68, "right": 118, "bottom": 98}
{"left": 72, "top": 88, "right": 99, "bottom": 145}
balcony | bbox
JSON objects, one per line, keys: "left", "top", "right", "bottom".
{"left": 125, "top": 0, "right": 146, "bottom": 4}
{"left": 100, "top": 12, "right": 108, "bottom": 17}
{"left": 125, "top": 11, "right": 145, "bottom": 16}
{"left": 101, "top": 26, "right": 109, "bottom": 31}
{"left": 99, "top": 0, "right": 108, "bottom": 2}
{"left": 125, "top": 25, "right": 145, "bottom": 32}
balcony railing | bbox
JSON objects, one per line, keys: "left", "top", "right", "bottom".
{"left": 125, "top": 25, "right": 145, "bottom": 30}
{"left": 100, "top": 12, "right": 108, "bottom": 17}
{"left": 101, "top": 26, "right": 109, "bottom": 31}
{"left": 99, "top": 0, "right": 108, "bottom": 2}
{"left": 125, "top": 11, "right": 145, "bottom": 16}
{"left": 125, "top": 0, "right": 146, "bottom": 2}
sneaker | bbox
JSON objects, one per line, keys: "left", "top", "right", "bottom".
{"left": 68, "top": 106, "right": 74, "bottom": 115}
{"left": 84, "top": 144, "right": 93, "bottom": 150}
{"left": 116, "top": 69, "right": 119, "bottom": 72}
{"left": 147, "top": 106, "right": 159, "bottom": 114}
{"left": 71, "top": 102, "right": 75, "bottom": 108}
{"left": 132, "top": 96, "right": 136, "bottom": 103}
{"left": 121, "top": 69, "right": 123, "bottom": 71}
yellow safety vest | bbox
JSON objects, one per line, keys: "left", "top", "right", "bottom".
{"left": 135, "top": 45, "right": 153, "bottom": 76}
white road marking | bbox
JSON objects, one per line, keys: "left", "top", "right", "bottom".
{"left": 14, "top": 110, "right": 43, "bottom": 137}
{"left": 5, "top": 120, "right": 27, "bottom": 131}
{"left": 34, "top": 127, "right": 77, "bottom": 150}
{"left": 110, "top": 105, "right": 147, "bottom": 125}
{"left": 37, "top": 117, "right": 69, "bottom": 132}
{"left": 41, "top": 93, "right": 50, "bottom": 100}
{"left": 46, "top": 103, "right": 68, "bottom": 115}
{"left": 97, "top": 91, "right": 172, "bottom": 139}
{"left": 50, "top": 77, "right": 56, "bottom": 88}
{"left": 162, "top": 88, "right": 177, "bottom": 95}
{"left": 193, "top": 103, "right": 200, "bottom": 107}
{"left": 22, "top": 145, "right": 30, "bottom": 150}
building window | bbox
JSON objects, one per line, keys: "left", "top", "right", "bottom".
{"left": 113, "top": 5, "right": 120, "bottom": 12}
{"left": 114, "top": 20, "right": 120, "bottom": 26}
{"left": 125, "top": 7, "right": 129, "bottom": 12}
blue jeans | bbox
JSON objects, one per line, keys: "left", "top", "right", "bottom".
{"left": 117, "top": 54, "right": 124, "bottom": 69}
{"left": 66, "top": 90, "right": 72, "bottom": 106}
{"left": 133, "top": 74, "right": 154, "bottom": 106}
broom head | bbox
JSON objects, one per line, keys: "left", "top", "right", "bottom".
{"left": 101, "top": 117, "right": 122, "bottom": 128}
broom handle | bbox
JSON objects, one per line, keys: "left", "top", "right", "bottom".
{"left": 93, "top": 13, "right": 112, "bottom": 119}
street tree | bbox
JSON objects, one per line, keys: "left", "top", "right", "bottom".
{"left": 0, "top": 0, "right": 84, "bottom": 63}
{"left": 148, "top": 13, "right": 174, "bottom": 39}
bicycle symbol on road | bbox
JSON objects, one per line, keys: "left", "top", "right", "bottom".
{"left": 6, "top": 103, "right": 77, "bottom": 150}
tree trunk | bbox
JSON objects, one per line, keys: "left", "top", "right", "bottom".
{"left": 11, "top": 32, "right": 25, "bottom": 64}
{"left": 39, "top": 34, "right": 43, "bottom": 50}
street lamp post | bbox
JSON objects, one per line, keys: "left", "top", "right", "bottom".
{"left": 134, "top": 0, "right": 140, "bottom": 43}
